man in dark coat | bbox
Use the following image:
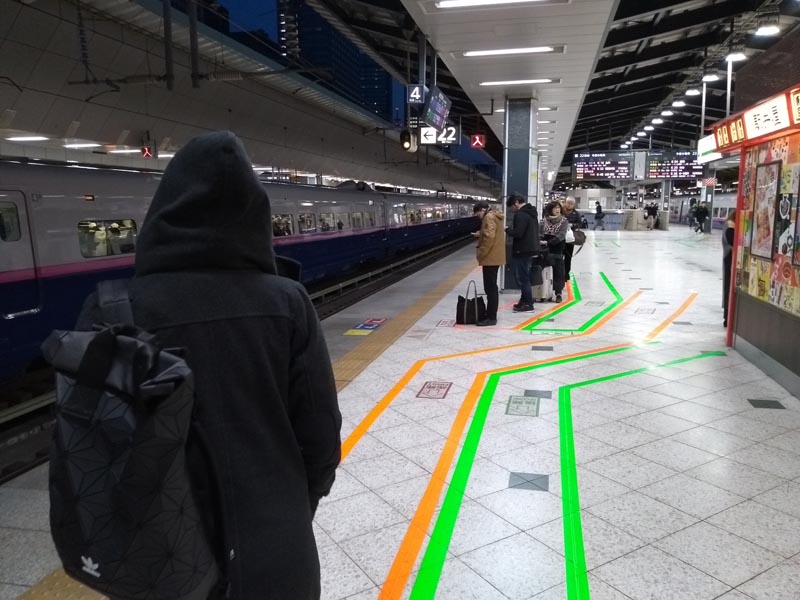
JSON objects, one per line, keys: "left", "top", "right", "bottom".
{"left": 78, "top": 131, "right": 342, "bottom": 599}
{"left": 505, "top": 192, "right": 540, "bottom": 312}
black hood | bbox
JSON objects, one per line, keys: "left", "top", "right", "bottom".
{"left": 135, "top": 131, "right": 276, "bottom": 276}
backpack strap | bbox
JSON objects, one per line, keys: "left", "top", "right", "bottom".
{"left": 97, "top": 279, "right": 134, "bottom": 326}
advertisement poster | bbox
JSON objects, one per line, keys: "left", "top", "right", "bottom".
{"left": 774, "top": 194, "right": 795, "bottom": 260}
{"left": 757, "top": 259, "right": 771, "bottom": 301}
{"left": 737, "top": 135, "right": 800, "bottom": 318}
{"left": 751, "top": 161, "right": 781, "bottom": 259}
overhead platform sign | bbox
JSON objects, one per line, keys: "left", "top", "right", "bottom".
{"left": 646, "top": 151, "right": 703, "bottom": 179}
{"left": 422, "top": 86, "right": 452, "bottom": 131}
{"left": 573, "top": 151, "right": 633, "bottom": 180}
{"left": 419, "top": 124, "right": 460, "bottom": 146}
{"left": 697, "top": 134, "right": 723, "bottom": 165}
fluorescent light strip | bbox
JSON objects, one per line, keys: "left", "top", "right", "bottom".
{"left": 480, "top": 78, "right": 556, "bottom": 86}
{"left": 109, "top": 149, "right": 141, "bottom": 154}
{"left": 464, "top": 46, "right": 554, "bottom": 57}
{"left": 6, "top": 136, "right": 49, "bottom": 142}
{"left": 437, "top": 0, "right": 549, "bottom": 8}
{"left": 64, "top": 143, "right": 101, "bottom": 149}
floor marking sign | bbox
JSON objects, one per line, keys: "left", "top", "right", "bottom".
{"left": 417, "top": 382, "right": 452, "bottom": 399}
{"left": 506, "top": 395, "right": 540, "bottom": 416}
{"left": 437, "top": 319, "right": 456, "bottom": 327}
{"left": 344, "top": 318, "right": 387, "bottom": 336}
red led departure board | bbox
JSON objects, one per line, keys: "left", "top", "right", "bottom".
{"left": 646, "top": 151, "right": 703, "bottom": 180}
{"left": 573, "top": 152, "right": 632, "bottom": 180}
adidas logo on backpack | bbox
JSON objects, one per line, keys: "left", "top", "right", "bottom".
{"left": 42, "top": 280, "right": 221, "bottom": 600}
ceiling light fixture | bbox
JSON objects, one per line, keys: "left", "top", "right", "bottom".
{"left": 702, "top": 72, "right": 720, "bottom": 82}
{"left": 158, "top": 153, "right": 175, "bottom": 159}
{"left": 672, "top": 100, "right": 687, "bottom": 107}
{"left": 644, "top": 125, "right": 654, "bottom": 131}
{"left": 538, "top": 120, "right": 555, "bottom": 124}
{"left": 5, "top": 136, "right": 49, "bottom": 142}
{"left": 495, "top": 109, "right": 505, "bottom": 113}
{"left": 661, "top": 110, "right": 674, "bottom": 116}
{"left": 620, "top": 144, "right": 629, "bottom": 149}
{"left": 726, "top": 45, "right": 747, "bottom": 62}
{"left": 637, "top": 132, "right": 647, "bottom": 137}
{"left": 479, "top": 78, "right": 557, "bottom": 86}
{"left": 64, "top": 143, "right": 101, "bottom": 149}
{"left": 652, "top": 118, "right": 664, "bottom": 124}
{"left": 436, "top": 0, "right": 549, "bottom": 8}
{"left": 755, "top": 11, "right": 781, "bottom": 36}
{"left": 539, "top": 107, "right": 556, "bottom": 111}
{"left": 685, "top": 88, "right": 701, "bottom": 96}
{"left": 464, "top": 46, "right": 555, "bottom": 57}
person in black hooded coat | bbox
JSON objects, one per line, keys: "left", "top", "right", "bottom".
{"left": 77, "top": 131, "right": 342, "bottom": 599}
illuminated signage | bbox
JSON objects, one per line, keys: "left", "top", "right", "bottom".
{"left": 743, "top": 95, "right": 791, "bottom": 139}
{"left": 791, "top": 89, "right": 800, "bottom": 125}
{"left": 711, "top": 85, "right": 800, "bottom": 152}
{"left": 697, "top": 134, "right": 722, "bottom": 165}
{"left": 422, "top": 86, "right": 452, "bottom": 131}
{"left": 646, "top": 151, "right": 704, "bottom": 180}
{"left": 572, "top": 152, "right": 632, "bottom": 180}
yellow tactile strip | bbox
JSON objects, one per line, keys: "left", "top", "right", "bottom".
{"left": 18, "top": 257, "right": 477, "bottom": 599}
{"left": 17, "top": 569, "right": 104, "bottom": 599}
{"left": 332, "top": 260, "right": 477, "bottom": 391}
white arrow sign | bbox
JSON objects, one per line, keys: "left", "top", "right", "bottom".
{"left": 420, "top": 127, "right": 438, "bottom": 145}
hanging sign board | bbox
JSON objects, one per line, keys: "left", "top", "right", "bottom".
{"left": 743, "top": 95, "right": 791, "bottom": 139}
{"left": 697, "top": 134, "right": 723, "bottom": 165}
{"left": 419, "top": 124, "right": 460, "bottom": 146}
{"left": 407, "top": 84, "right": 426, "bottom": 105}
{"left": 789, "top": 88, "right": 800, "bottom": 125}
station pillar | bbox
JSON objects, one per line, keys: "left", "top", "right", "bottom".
{"left": 502, "top": 98, "right": 539, "bottom": 291}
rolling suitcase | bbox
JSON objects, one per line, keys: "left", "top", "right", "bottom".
{"left": 532, "top": 266, "right": 554, "bottom": 301}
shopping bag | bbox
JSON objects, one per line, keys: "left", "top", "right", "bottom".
{"left": 456, "top": 280, "right": 487, "bottom": 325}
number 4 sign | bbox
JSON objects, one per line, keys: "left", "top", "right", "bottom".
{"left": 407, "top": 84, "right": 426, "bottom": 105}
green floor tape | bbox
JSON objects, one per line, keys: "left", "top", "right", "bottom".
{"left": 409, "top": 349, "right": 726, "bottom": 600}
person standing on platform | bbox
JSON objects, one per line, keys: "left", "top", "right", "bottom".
{"left": 78, "top": 132, "right": 342, "bottom": 600}
{"left": 594, "top": 201, "right": 605, "bottom": 230}
{"left": 542, "top": 201, "right": 570, "bottom": 303}
{"left": 694, "top": 202, "right": 709, "bottom": 233}
{"left": 722, "top": 211, "right": 736, "bottom": 327}
{"left": 563, "top": 196, "right": 581, "bottom": 281}
{"left": 505, "top": 192, "right": 540, "bottom": 313}
{"left": 472, "top": 201, "right": 505, "bottom": 326}
{"left": 645, "top": 202, "right": 659, "bottom": 230}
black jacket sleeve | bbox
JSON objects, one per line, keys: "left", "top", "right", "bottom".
{"left": 506, "top": 211, "right": 529, "bottom": 240}
{"left": 288, "top": 287, "right": 342, "bottom": 515}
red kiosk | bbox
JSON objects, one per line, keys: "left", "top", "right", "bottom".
{"left": 714, "top": 83, "right": 800, "bottom": 395}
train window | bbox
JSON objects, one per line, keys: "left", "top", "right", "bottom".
{"left": 77, "top": 219, "right": 137, "bottom": 258}
{"left": 272, "top": 215, "right": 294, "bottom": 237}
{"left": 0, "top": 202, "right": 21, "bottom": 241}
{"left": 351, "top": 212, "right": 364, "bottom": 228}
{"left": 106, "top": 220, "right": 137, "bottom": 255}
{"left": 319, "top": 213, "right": 334, "bottom": 231}
{"left": 298, "top": 213, "right": 317, "bottom": 233}
{"left": 364, "top": 211, "right": 376, "bottom": 227}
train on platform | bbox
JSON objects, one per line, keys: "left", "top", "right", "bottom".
{"left": 0, "top": 160, "right": 482, "bottom": 383}
{"left": 668, "top": 191, "right": 737, "bottom": 229}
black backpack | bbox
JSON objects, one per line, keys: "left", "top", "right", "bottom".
{"left": 41, "top": 280, "right": 220, "bottom": 600}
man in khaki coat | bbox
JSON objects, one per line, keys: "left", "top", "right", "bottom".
{"left": 473, "top": 201, "right": 506, "bottom": 326}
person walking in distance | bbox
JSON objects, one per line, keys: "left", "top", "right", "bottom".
{"left": 77, "top": 132, "right": 341, "bottom": 599}
{"left": 505, "top": 192, "right": 540, "bottom": 313}
{"left": 472, "top": 201, "right": 505, "bottom": 326}
{"left": 563, "top": 196, "right": 581, "bottom": 281}
{"left": 594, "top": 201, "right": 605, "bottom": 230}
{"left": 694, "top": 201, "right": 709, "bottom": 233}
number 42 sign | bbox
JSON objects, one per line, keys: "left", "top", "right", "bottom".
{"left": 419, "top": 125, "right": 459, "bottom": 145}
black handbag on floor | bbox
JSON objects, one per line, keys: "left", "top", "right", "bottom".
{"left": 456, "top": 280, "right": 487, "bottom": 325}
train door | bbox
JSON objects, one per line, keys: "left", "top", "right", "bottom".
{"left": 0, "top": 190, "right": 41, "bottom": 320}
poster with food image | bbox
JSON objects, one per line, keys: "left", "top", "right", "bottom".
{"left": 748, "top": 257, "right": 759, "bottom": 296}
{"left": 751, "top": 162, "right": 781, "bottom": 259}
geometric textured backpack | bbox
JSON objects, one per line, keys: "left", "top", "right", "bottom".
{"left": 41, "top": 280, "right": 220, "bottom": 600}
